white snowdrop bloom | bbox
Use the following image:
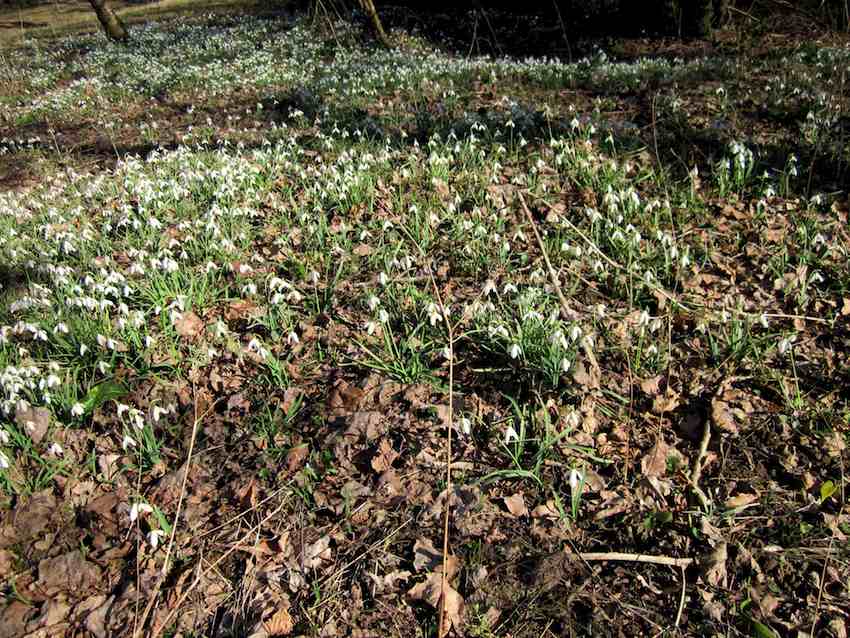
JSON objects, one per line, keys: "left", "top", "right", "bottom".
{"left": 71, "top": 403, "right": 85, "bottom": 417}
{"left": 46, "top": 374, "right": 61, "bottom": 389}
{"left": 378, "top": 272, "right": 388, "bottom": 286}
{"left": 778, "top": 335, "right": 795, "bottom": 355}
{"left": 378, "top": 309, "right": 390, "bottom": 324}
{"left": 0, "top": 428, "right": 9, "bottom": 445}
{"left": 97, "top": 361, "right": 111, "bottom": 374}
{"left": 759, "top": 314, "right": 769, "bottom": 328}
{"left": 459, "top": 417, "right": 471, "bottom": 436}
{"left": 367, "top": 295, "right": 380, "bottom": 311}
{"left": 309, "top": 270, "right": 320, "bottom": 284}
{"left": 247, "top": 337, "right": 262, "bottom": 352}
{"left": 365, "top": 321, "right": 378, "bottom": 336}
{"left": 509, "top": 343, "right": 522, "bottom": 359}
{"left": 147, "top": 529, "right": 165, "bottom": 550}
{"left": 569, "top": 325, "right": 582, "bottom": 342}
{"left": 122, "top": 435, "right": 137, "bottom": 451}
{"left": 503, "top": 283, "right": 518, "bottom": 295}
{"left": 53, "top": 322, "right": 69, "bottom": 335}
{"left": 0, "top": 451, "right": 9, "bottom": 470}
{"left": 144, "top": 336, "right": 155, "bottom": 348}
{"left": 48, "top": 442, "right": 63, "bottom": 457}
{"left": 152, "top": 405, "right": 168, "bottom": 423}
{"left": 638, "top": 310, "right": 651, "bottom": 328}
{"left": 569, "top": 468, "right": 583, "bottom": 493}
{"left": 504, "top": 425, "right": 519, "bottom": 445}
{"left": 483, "top": 280, "right": 497, "bottom": 296}
{"left": 129, "top": 502, "right": 153, "bottom": 523}
{"left": 238, "top": 263, "right": 253, "bottom": 275}
{"left": 561, "top": 358, "right": 571, "bottom": 373}
{"left": 287, "top": 331, "right": 300, "bottom": 346}
{"left": 79, "top": 344, "right": 89, "bottom": 356}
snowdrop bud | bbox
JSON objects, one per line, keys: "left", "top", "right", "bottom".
{"left": 71, "top": 403, "right": 85, "bottom": 417}
{"left": 569, "top": 468, "right": 583, "bottom": 493}
{"left": 504, "top": 425, "right": 519, "bottom": 445}
{"left": 147, "top": 529, "right": 165, "bottom": 549}
{"left": 509, "top": 343, "right": 521, "bottom": 359}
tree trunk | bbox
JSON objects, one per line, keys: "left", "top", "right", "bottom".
{"left": 88, "top": 0, "right": 129, "bottom": 41}
{"left": 357, "top": 0, "right": 390, "bottom": 47}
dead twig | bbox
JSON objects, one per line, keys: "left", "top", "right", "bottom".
{"left": 566, "top": 551, "right": 694, "bottom": 568}
{"left": 690, "top": 415, "right": 712, "bottom": 511}
{"left": 518, "top": 191, "right": 602, "bottom": 382}
{"left": 427, "top": 268, "right": 455, "bottom": 638}
{"left": 134, "top": 388, "right": 220, "bottom": 638}
{"left": 150, "top": 497, "right": 290, "bottom": 638}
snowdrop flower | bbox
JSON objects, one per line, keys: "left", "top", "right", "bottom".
{"left": 48, "top": 442, "right": 63, "bottom": 457}
{"left": 509, "top": 343, "right": 522, "bottom": 359}
{"left": 759, "top": 314, "right": 769, "bottom": 328}
{"left": 569, "top": 467, "right": 583, "bottom": 493}
{"left": 147, "top": 529, "right": 165, "bottom": 549}
{"left": 367, "top": 295, "right": 380, "bottom": 311}
{"left": 97, "top": 361, "right": 111, "bottom": 374}
{"left": 483, "top": 279, "right": 497, "bottom": 296}
{"left": 308, "top": 270, "right": 320, "bottom": 285}
{"left": 0, "top": 428, "right": 9, "bottom": 444}
{"left": 504, "top": 424, "right": 519, "bottom": 445}
{"left": 778, "top": 335, "right": 795, "bottom": 355}
{"left": 0, "top": 451, "right": 9, "bottom": 470}
{"left": 427, "top": 303, "right": 442, "bottom": 327}
{"left": 365, "top": 321, "right": 377, "bottom": 336}
{"left": 442, "top": 345, "right": 452, "bottom": 360}
{"left": 287, "top": 331, "right": 300, "bottom": 345}
{"left": 459, "top": 417, "right": 471, "bottom": 435}
{"left": 378, "top": 309, "right": 390, "bottom": 323}
{"left": 122, "top": 435, "right": 137, "bottom": 451}
{"left": 378, "top": 272, "right": 388, "bottom": 286}
{"left": 129, "top": 502, "right": 153, "bottom": 523}
{"left": 561, "top": 358, "right": 571, "bottom": 372}
{"left": 79, "top": 344, "right": 89, "bottom": 356}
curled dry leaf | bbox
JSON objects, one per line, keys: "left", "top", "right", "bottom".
{"left": 14, "top": 404, "right": 50, "bottom": 445}
{"left": 724, "top": 493, "right": 759, "bottom": 509}
{"left": 408, "top": 572, "right": 464, "bottom": 636}
{"left": 264, "top": 607, "right": 294, "bottom": 637}
{"left": 701, "top": 541, "right": 728, "bottom": 588}
{"left": 371, "top": 438, "right": 399, "bottom": 473}
{"left": 641, "top": 439, "right": 673, "bottom": 478}
{"left": 502, "top": 493, "right": 529, "bottom": 518}
{"left": 174, "top": 311, "right": 205, "bottom": 339}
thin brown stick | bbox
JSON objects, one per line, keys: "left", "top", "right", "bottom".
{"left": 150, "top": 498, "right": 288, "bottom": 638}
{"left": 674, "top": 565, "right": 687, "bottom": 627}
{"left": 810, "top": 455, "right": 845, "bottom": 636}
{"left": 134, "top": 389, "right": 219, "bottom": 638}
{"left": 566, "top": 551, "right": 694, "bottom": 568}
{"left": 518, "top": 191, "right": 602, "bottom": 381}
{"left": 428, "top": 269, "right": 455, "bottom": 638}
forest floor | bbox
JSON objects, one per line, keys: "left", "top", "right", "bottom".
{"left": 0, "top": 3, "right": 848, "bottom": 637}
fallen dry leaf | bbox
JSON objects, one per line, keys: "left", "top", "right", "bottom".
{"left": 503, "top": 493, "right": 529, "bottom": 518}
{"left": 701, "top": 541, "right": 728, "bottom": 588}
{"left": 371, "top": 438, "right": 399, "bottom": 473}
{"left": 174, "top": 311, "right": 205, "bottom": 339}
{"left": 408, "top": 572, "right": 464, "bottom": 636}
{"left": 724, "top": 493, "right": 759, "bottom": 509}
{"left": 641, "top": 439, "right": 672, "bottom": 478}
{"left": 264, "top": 607, "right": 294, "bottom": 637}
{"left": 15, "top": 404, "right": 50, "bottom": 445}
